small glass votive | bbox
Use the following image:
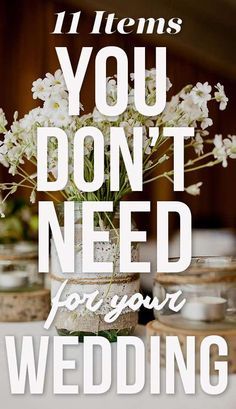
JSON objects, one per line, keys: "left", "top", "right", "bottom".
{"left": 0, "top": 241, "right": 43, "bottom": 292}
{"left": 153, "top": 256, "right": 236, "bottom": 329}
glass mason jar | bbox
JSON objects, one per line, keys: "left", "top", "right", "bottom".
{"left": 0, "top": 241, "right": 43, "bottom": 292}
{"left": 51, "top": 202, "right": 140, "bottom": 342}
{"left": 153, "top": 256, "right": 236, "bottom": 330}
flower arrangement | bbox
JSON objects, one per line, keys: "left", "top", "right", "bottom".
{"left": 0, "top": 68, "right": 234, "bottom": 341}
{"left": 0, "top": 69, "right": 235, "bottom": 216}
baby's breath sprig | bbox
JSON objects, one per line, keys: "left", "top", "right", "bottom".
{"left": 0, "top": 69, "right": 234, "bottom": 203}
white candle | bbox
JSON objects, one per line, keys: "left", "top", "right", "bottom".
{"left": 181, "top": 296, "right": 227, "bottom": 322}
{"left": 0, "top": 272, "right": 28, "bottom": 289}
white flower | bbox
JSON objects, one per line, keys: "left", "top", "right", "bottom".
{"left": 201, "top": 116, "right": 213, "bottom": 130}
{"left": 213, "top": 134, "right": 228, "bottom": 167}
{"left": 120, "top": 120, "right": 135, "bottom": 137}
{"left": 214, "top": 83, "right": 228, "bottom": 110}
{"left": 146, "top": 70, "right": 172, "bottom": 93}
{"left": 44, "top": 95, "right": 67, "bottom": 114}
{"left": 31, "top": 78, "right": 50, "bottom": 101}
{"left": 7, "top": 145, "right": 25, "bottom": 175}
{"left": 43, "top": 95, "right": 70, "bottom": 126}
{"left": 20, "top": 107, "right": 45, "bottom": 130}
{"left": 144, "top": 159, "right": 153, "bottom": 169}
{"left": 106, "top": 78, "right": 117, "bottom": 105}
{"left": 180, "top": 94, "right": 202, "bottom": 121}
{"left": 185, "top": 182, "right": 203, "bottom": 196}
{"left": 194, "top": 133, "right": 204, "bottom": 156}
{"left": 0, "top": 108, "right": 7, "bottom": 130}
{"left": 223, "top": 135, "right": 236, "bottom": 159}
{"left": 166, "top": 77, "right": 172, "bottom": 91}
{"left": 2, "top": 131, "right": 17, "bottom": 148}
{"left": 32, "top": 70, "right": 67, "bottom": 102}
{"left": 45, "top": 69, "right": 65, "bottom": 89}
{"left": 161, "top": 95, "right": 180, "bottom": 123}
{"left": 92, "top": 107, "right": 118, "bottom": 123}
{"left": 30, "top": 190, "right": 36, "bottom": 204}
{"left": 158, "top": 154, "right": 169, "bottom": 164}
{"left": 92, "top": 108, "right": 104, "bottom": 123}
{"left": 0, "top": 142, "right": 8, "bottom": 167}
{"left": 52, "top": 110, "right": 71, "bottom": 127}
{"left": 190, "top": 82, "right": 212, "bottom": 107}
{"left": 143, "top": 132, "right": 152, "bottom": 154}
{"left": 131, "top": 71, "right": 172, "bottom": 92}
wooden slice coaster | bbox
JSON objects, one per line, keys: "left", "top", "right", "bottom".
{"left": 146, "top": 320, "right": 236, "bottom": 374}
{"left": 0, "top": 289, "right": 50, "bottom": 322}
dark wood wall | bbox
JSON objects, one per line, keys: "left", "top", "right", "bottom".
{"left": 0, "top": 0, "right": 235, "bottom": 236}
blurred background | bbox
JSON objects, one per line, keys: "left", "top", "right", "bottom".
{"left": 0, "top": 0, "right": 235, "bottom": 271}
